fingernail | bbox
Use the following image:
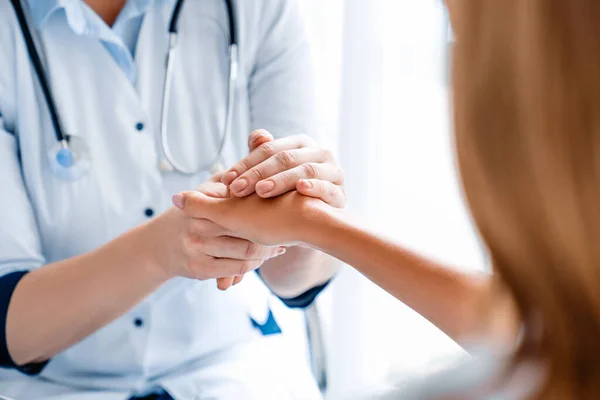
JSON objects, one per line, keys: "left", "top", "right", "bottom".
{"left": 257, "top": 180, "right": 275, "bottom": 195}
{"left": 172, "top": 193, "right": 184, "bottom": 209}
{"left": 252, "top": 133, "right": 267, "bottom": 144}
{"left": 230, "top": 178, "right": 248, "bottom": 193}
{"left": 300, "top": 180, "right": 313, "bottom": 190}
{"left": 277, "top": 247, "right": 287, "bottom": 256}
{"left": 222, "top": 171, "right": 238, "bottom": 184}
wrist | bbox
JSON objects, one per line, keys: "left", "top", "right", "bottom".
{"left": 130, "top": 219, "right": 176, "bottom": 283}
{"left": 297, "top": 201, "right": 346, "bottom": 249}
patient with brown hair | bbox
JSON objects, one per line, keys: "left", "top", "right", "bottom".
{"left": 174, "top": 0, "right": 600, "bottom": 398}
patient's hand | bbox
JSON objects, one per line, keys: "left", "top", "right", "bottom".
{"left": 192, "top": 165, "right": 342, "bottom": 290}
{"left": 222, "top": 129, "right": 346, "bottom": 208}
{"left": 172, "top": 189, "right": 330, "bottom": 248}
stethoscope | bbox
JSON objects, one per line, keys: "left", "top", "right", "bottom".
{"left": 10, "top": 0, "right": 238, "bottom": 180}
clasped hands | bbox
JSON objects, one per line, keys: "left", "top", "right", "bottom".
{"left": 165, "top": 129, "right": 344, "bottom": 290}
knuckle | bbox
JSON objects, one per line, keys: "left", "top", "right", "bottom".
{"left": 322, "top": 149, "right": 336, "bottom": 162}
{"left": 280, "top": 171, "right": 296, "bottom": 186}
{"left": 275, "top": 150, "right": 295, "bottom": 169}
{"left": 236, "top": 160, "right": 250, "bottom": 174}
{"left": 249, "top": 167, "right": 265, "bottom": 181}
{"left": 232, "top": 159, "right": 251, "bottom": 177}
{"left": 257, "top": 141, "right": 277, "bottom": 158}
{"left": 244, "top": 241, "right": 259, "bottom": 259}
{"left": 302, "top": 163, "right": 320, "bottom": 179}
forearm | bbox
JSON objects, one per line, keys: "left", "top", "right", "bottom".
{"left": 6, "top": 224, "right": 169, "bottom": 365}
{"left": 301, "top": 207, "right": 490, "bottom": 343}
{"left": 259, "top": 246, "right": 338, "bottom": 299}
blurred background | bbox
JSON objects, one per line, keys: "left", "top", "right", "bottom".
{"left": 292, "top": 0, "right": 486, "bottom": 397}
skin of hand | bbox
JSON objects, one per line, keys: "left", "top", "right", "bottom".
{"left": 145, "top": 179, "right": 286, "bottom": 284}
{"left": 172, "top": 189, "right": 332, "bottom": 248}
{"left": 214, "top": 130, "right": 346, "bottom": 290}
{"left": 172, "top": 190, "right": 503, "bottom": 344}
{"left": 5, "top": 176, "right": 285, "bottom": 366}
{"left": 221, "top": 129, "right": 346, "bottom": 208}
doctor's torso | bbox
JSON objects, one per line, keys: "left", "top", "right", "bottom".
{"left": 0, "top": 0, "right": 317, "bottom": 396}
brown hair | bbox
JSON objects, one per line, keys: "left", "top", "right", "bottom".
{"left": 452, "top": 0, "right": 600, "bottom": 398}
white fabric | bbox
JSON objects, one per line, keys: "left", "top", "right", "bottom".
{"left": 0, "top": 0, "right": 320, "bottom": 398}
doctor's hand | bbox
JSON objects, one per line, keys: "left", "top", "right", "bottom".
{"left": 221, "top": 130, "right": 346, "bottom": 208}
{"left": 145, "top": 181, "right": 285, "bottom": 288}
{"left": 172, "top": 190, "right": 335, "bottom": 248}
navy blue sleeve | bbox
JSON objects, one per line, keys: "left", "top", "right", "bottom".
{"left": 0, "top": 270, "right": 48, "bottom": 375}
{"left": 255, "top": 269, "right": 332, "bottom": 309}
{"left": 277, "top": 280, "right": 331, "bottom": 309}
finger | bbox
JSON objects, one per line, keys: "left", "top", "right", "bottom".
{"left": 188, "top": 218, "right": 228, "bottom": 237}
{"left": 195, "top": 182, "right": 230, "bottom": 198}
{"left": 255, "top": 162, "right": 343, "bottom": 198}
{"left": 204, "top": 258, "right": 264, "bottom": 279}
{"left": 230, "top": 147, "right": 335, "bottom": 197}
{"left": 201, "top": 236, "right": 286, "bottom": 260}
{"left": 221, "top": 135, "right": 316, "bottom": 187}
{"left": 217, "top": 277, "right": 235, "bottom": 291}
{"left": 297, "top": 179, "right": 346, "bottom": 208}
{"left": 188, "top": 219, "right": 259, "bottom": 242}
{"left": 218, "top": 274, "right": 244, "bottom": 290}
{"left": 173, "top": 191, "right": 220, "bottom": 219}
{"left": 210, "top": 171, "right": 226, "bottom": 183}
{"left": 233, "top": 275, "right": 244, "bottom": 285}
{"left": 248, "top": 129, "right": 274, "bottom": 152}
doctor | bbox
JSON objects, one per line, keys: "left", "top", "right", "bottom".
{"left": 0, "top": 0, "right": 343, "bottom": 399}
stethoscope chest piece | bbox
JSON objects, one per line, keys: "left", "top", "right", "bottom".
{"left": 47, "top": 135, "right": 91, "bottom": 181}
{"left": 13, "top": 0, "right": 237, "bottom": 180}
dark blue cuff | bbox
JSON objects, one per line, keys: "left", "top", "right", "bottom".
{"left": 0, "top": 270, "right": 49, "bottom": 375}
{"left": 255, "top": 269, "right": 332, "bottom": 309}
{"left": 278, "top": 280, "right": 331, "bottom": 309}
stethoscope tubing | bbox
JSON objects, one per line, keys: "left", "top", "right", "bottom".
{"left": 11, "top": 0, "right": 238, "bottom": 177}
{"left": 10, "top": 0, "right": 66, "bottom": 144}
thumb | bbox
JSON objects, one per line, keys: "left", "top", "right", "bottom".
{"left": 248, "top": 129, "right": 274, "bottom": 152}
{"left": 172, "top": 191, "right": 220, "bottom": 219}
